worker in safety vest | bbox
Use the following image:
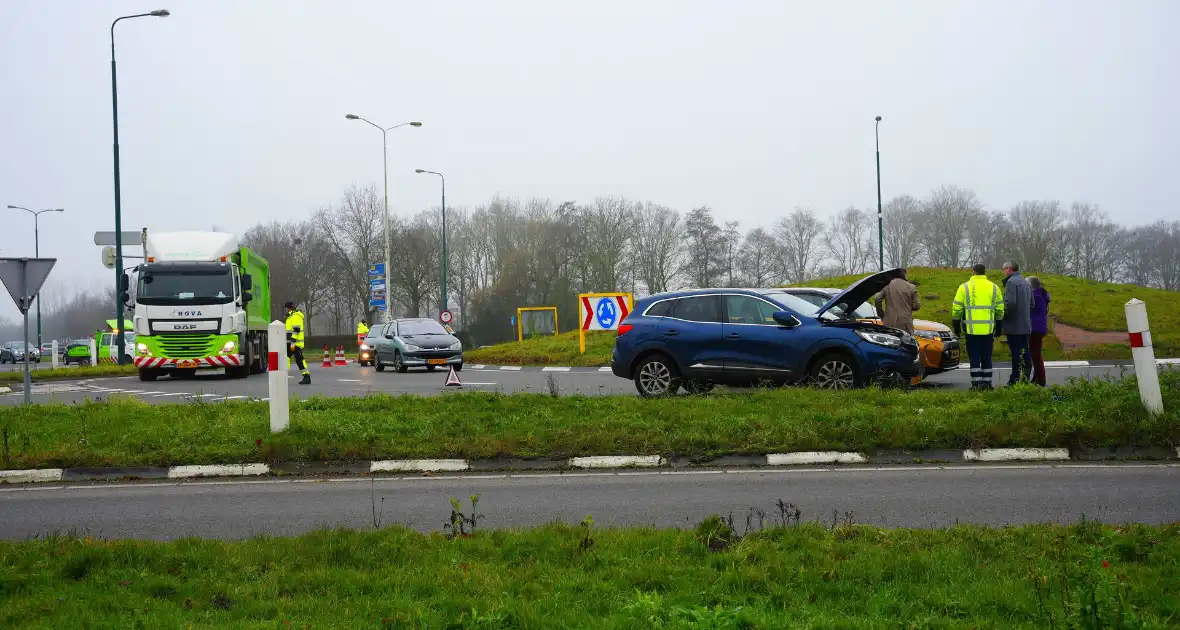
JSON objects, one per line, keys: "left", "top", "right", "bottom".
{"left": 356, "top": 319, "right": 369, "bottom": 347}
{"left": 284, "top": 301, "right": 311, "bottom": 385}
{"left": 952, "top": 264, "right": 1006, "bottom": 390}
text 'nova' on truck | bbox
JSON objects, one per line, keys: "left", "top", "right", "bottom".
{"left": 122, "top": 231, "right": 271, "bottom": 382}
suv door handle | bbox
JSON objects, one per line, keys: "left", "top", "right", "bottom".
{"left": 663, "top": 329, "right": 680, "bottom": 337}
{"left": 725, "top": 332, "right": 741, "bottom": 339}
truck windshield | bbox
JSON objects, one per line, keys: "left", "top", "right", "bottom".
{"left": 138, "top": 269, "right": 235, "bottom": 305}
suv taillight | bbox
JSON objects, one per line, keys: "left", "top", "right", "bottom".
{"left": 617, "top": 324, "right": 634, "bottom": 336}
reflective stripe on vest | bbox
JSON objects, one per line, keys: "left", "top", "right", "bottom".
{"left": 961, "top": 281, "right": 997, "bottom": 336}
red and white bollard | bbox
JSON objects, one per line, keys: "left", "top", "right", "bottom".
{"left": 1126, "top": 298, "right": 1163, "bottom": 415}
{"left": 335, "top": 346, "right": 347, "bottom": 367}
{"left": 267, "top": 321, "right": 289, "bottom": 432}
{"left": 322, "top": 346, "right": 332, "bottom": 368}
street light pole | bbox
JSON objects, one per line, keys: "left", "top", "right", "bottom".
{"left": 875, "top": 115, "right": 884, "bottom": 272}
{"left": 345, "top": 115, "right": 422, "bottom": 322}
{"left": 111, "top": 9, "right": 169, "bottom": 365}
{"left": 7, "top": 205, "right": 64, "bottom": 347}
{"left": 415, "top": 170, "right": 447, "bottom": 314}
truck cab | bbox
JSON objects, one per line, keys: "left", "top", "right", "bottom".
{"left": 127, "top": 231, "right": 271, "bottom": 381}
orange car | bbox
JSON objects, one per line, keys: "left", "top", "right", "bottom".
{"left": 781, "top": 287, "right": 961, "bottom": 374}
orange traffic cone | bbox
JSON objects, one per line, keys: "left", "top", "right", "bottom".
{"left": 445, "top": 366, "right": 462, "bottom": 387}
{"left": 335, "top": 346, "right": 348, "bottom": 367}
{"left": 321, "top": 346, "right": 332, "bottom": 368}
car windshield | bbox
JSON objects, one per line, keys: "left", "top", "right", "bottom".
{"left": 137, "top": 267, "right": 235, "bottom": 305}
{"left": 399, "top": 320, "right": 448, "bottom": 336}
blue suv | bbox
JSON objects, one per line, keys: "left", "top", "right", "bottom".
{"left": 611, "top": 269, "right": 923, "bottom": 396}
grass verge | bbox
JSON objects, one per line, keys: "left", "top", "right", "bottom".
{"left": 464, "top": 330, "right": 616, "bottom": 366}
{"left": 2, "top": 520, "right": 1177, "bottom": 627}
{"left": 3, "top": 372, "right": 1178, "bottom": 469}
{"left": 0, "top": 365, "right": 137, "bottom": 384}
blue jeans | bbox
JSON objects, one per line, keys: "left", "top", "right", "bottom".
{"left": 965, "top": 335, "right": 994, "bottom": 388}
{"left": 1007, "top": 334, "right": 1032, "bottom": 384}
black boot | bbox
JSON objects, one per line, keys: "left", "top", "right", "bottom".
{"left": 299, "top": 374, "right": 311, "bottom": 385}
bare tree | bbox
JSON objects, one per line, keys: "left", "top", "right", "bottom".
{"left": 580, "top": 196, "right": 634, "bottom": 292}
{"left": 740, "top": 227, "right": 781, "bottom": 287}
{"left": 682, "top": 206, "right": 723, "bottom": 287}
{"left": 719, "top": 221, "right": 743, "bottom": 287}
{"left": 882, "top": 195, "right": 925, "bottom": 268}
{"left": 965, "top": 209, "right": 1011, "bottom": 270}
{"left": 313, "top": 185, "right": 385, "bottom": 327}
{"left": 773, "top": 207, "right": 825, "bottom": 283}
{"left": 921, "top": 186, "right": 980, "bottom": 268}
{"left": 824, "top": 206, "right": 874, "bottom": 275}
{"left": 632, "top": 202, "right": 683, "bottom": 294}
{"left": 1007, "top": 200, "right": 1064, "bottom": 273}
{"left": 1062, "top": 203, "right": 1124, "bottom": 282}
{"left": 389, "top": 212, "right": 442, "bottom": 317}
{"left": 1144, "top": 220, "right": 1180, "bottom": 291}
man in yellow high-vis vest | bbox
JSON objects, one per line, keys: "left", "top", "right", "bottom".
{"left": 951, "top": 264, "right": 1006, "bottom": 390}
{"left": 356, "top": 319, "right": 369, "bottom": 348}
{"left": 284, "top": 301, "right": 311, "bottom": 385}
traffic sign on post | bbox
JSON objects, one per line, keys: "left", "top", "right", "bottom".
{"left": 440, "top": 310, "right": 453, "bottom": 325}
{"left": 577, "top": 292, "right": 633, "bottom": 353}
{"left": 368, "top": 263, "right": 388, "bottom": 311}
{"left": 0, "top": 257, "right": 57, "bottom": 405}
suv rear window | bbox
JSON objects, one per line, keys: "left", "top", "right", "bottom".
{"left": 644, "top": 299, "right": 675, "bottom": 317}
{"left": 670, "top": 296, "right": 723, "bottom": 323}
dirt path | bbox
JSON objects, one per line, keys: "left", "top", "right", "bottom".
{"left": 1054, "top": 321, "right": 1128, "bottom": 350}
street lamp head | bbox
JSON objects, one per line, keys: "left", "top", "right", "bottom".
{"left": 150, "top": 9, "right": 170, "bottom": 17}
{"left": 345, "top": 114, "right": 360, "bottom": 120}
{"left": 409, "top": 121, "right": 423, "bottom": 127}
{"left": 52, "top": 208, "right": 65, "bottom": 213}
{"left": 875, "top": 115, "right": 882, "bottom": 122}
{"left": 5, "top": 205, "right": 18, "bottom": 209}
{"left": 415, "top": 169, "right": 425, "bottom": 173}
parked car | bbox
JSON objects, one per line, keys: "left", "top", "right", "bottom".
{"left": 779, "top": 287, "right": 960, "bottom": 374}
{"left": 371, "top": 318, "right": 463, "bottom": 373}
{"left": 64, "top": 339, "right": 92, "bottom": 365}
{"left": 358, "top": 330, "right": 378, "bottom": 367}
{"left": 0, "top": 341, "right": 39, "bottom": 364}
{"left": 610, "top": 269, "right": 923, "bottom": 397}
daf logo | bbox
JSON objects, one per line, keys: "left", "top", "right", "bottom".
{"left": 170, "top": 310, "right": 203, "bottom": 317}
{"left": 176, "top": 324, "right": 198, "bottom": 330}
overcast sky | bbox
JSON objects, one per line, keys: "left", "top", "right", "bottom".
{"left": 1, "top": 0, "right": 1176, "bottom": 322}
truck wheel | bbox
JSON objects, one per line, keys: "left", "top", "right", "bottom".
{"left": 138, "top": 369, "right": 158, "bottom": 382}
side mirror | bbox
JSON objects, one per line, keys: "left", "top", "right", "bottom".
{"left": 242, "top": 291, "right": 253, "bottom": 303}
{"left": 118, "top": 273, "right": 130, "bottom": 293}
{"left": 772, "top": 311, "right": 800, "bottom": 328}
{"left": 242, "top": 274, "right": 253, "bottom": 291}
{"left": 120, "top": 292, "right": 132, "bottom": 306}
{"left": 384, "top": 334, "right": 395, "bottom": 340}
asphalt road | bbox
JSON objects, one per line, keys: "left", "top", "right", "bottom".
{"left": 1, "top": 464, "right": 1175, "bottom": 540}
{"left": 0, "top": 361, "right": 1151, "bottom": 406}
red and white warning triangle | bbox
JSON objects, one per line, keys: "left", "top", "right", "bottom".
{"left": 445, "top": 366, "right": 462, "bottom": 387}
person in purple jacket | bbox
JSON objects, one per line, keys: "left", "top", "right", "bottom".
{"left": 1028, "top": 276, "right": 1050, "bottom": 386}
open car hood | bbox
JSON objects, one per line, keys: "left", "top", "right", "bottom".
{"left": 816, "top": 268, "right": 906, "bottom": 318}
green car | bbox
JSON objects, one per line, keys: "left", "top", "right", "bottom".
{"left": 371, "top": 318, "right": 464, "bottom": 373}
{"left": 63, "top": 340, "right": 93, "bottom": 366}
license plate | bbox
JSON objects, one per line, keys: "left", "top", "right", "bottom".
{"left": 427, "top": 358, "right": 447, "bottom": 365}
{"left": 176, "top": 359, "right": 199, "bottom": 369}
{"left": 950, "top": 349, "right": 960, "bottom": 361}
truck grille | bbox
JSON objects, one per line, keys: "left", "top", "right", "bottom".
{"left": 156, "top": 334, "right": 218, "bottom": 358}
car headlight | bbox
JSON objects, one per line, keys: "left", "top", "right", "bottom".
{"left": 136, "top": 342, "right": 151, "bottom": 356}
{"left": 360, "top": 343, "right": 370, "bottom": 350}
{"left": 404, "top": 344, "right": 423, "bottom": 352}
{"left": 220, "top": 340, "right": 237, "bottom": 354}
{"left": 448, "top": 341, "right": 462, "bottom": 351}
{"left": 856, "top": 330, "right": 902, "bottom": 348}
{"left": 912, "top": 330, "right": 940, "bottom": 340}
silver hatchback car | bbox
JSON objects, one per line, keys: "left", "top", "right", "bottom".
{"left": 371, "top": 318, "right": 463, "bottom": 373}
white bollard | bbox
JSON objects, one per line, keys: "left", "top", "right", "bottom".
{"left": 51, "top": 340, "right": 58, "bottom": 369}
{"left": 267, "top": 320, "right": 290, "bottom": 432}
{"left": 89, "top": 339, "right": 97, "bottom": 367}
{"left": 1125, "top": 299, "right": 1163, "bottom": 415}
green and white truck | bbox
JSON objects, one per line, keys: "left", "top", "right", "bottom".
{"left": 125, "top": 231, "right": 272, "bottom": 381}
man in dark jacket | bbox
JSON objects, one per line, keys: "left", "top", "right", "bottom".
{"left": 1002, "top": 261, "right": 1033, "bottom": 385}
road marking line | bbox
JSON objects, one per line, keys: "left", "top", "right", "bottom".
{"left": 336, "top": 379, "right": 362, "bottom": 382}
{"left": 0, "top": 485, "right": 66, "bottom": 492}
{"left": 146, "top": 392, "right": 190, "bottom": 397}
{"left": 767, "top": 452, "right": 867, "bottom": 465}
{"left": 221, "top": 396, "right": 252, "bottom": 401}
{"left": 1044, "top": 360, "right": 1090, "bottom": 367}
{"left": 499, "top": 366, "right": 522, "bottom": 371}
{"left": 598, "top": 367, "right": 612, "bottom": 372}
{"left": 457, "top": 382, "right": 498, "bottom": 386}
{"left": 541, "top": 367, "right": 571, "bottom": 372}
{"left": 468, "top": 364, "right": 486, "bottom": 369}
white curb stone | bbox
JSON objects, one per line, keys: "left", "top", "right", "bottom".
{"left": 370, "top": 459, "right": 470, "bottom": 472}
{"left": 766, "top": 452, "right": 868, "bottom": 465}
{"left": 569, "top": 455, "right": 665, "bottom": 469}
{"left": 168, "top": 463, "right": 270, "bottom": 478}
{"left": 963, "top": 448, "right": 1069, "bottom": 462}
{"left": 0, "top": 468, "right": 63, "bottom": 483}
